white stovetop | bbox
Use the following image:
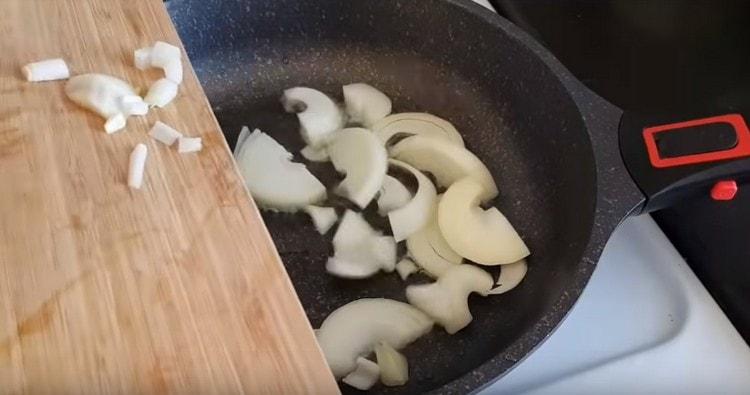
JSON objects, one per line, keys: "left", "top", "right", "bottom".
{"left": 469, "top": 1, "right": 750, "bottom": 393}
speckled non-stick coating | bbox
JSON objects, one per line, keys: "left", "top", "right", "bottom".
{"left": 168, "top": 0, "right": 644, "bottom": 393}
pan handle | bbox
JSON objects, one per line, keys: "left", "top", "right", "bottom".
{"left": 619, "top": 111, "right": 750, "bottom": 213}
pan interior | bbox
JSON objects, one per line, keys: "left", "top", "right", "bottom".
{"left": 169, "top": 0, "right": 597, "bottom": 392}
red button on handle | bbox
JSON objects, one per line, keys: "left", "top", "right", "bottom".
{"left": 711, "top": 180, "right": 738, "bottom": 201}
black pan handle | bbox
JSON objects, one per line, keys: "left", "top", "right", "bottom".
{"left": 620, "top": 111, "right": 750, "bottom": 213}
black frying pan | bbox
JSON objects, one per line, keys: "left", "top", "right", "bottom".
{"left": 167, "top": 0, "right": 750, "bottom": 393}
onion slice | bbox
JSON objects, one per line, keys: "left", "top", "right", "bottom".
{"left": 377, "top": 175, "right": 412, "bottom": 216}
{"left": 149, "top": 121, "right": 183, "bottom": 146}
{"left": 316, "top": 298, "right": 433, "bottom": 378}
{"left": 300, "top": 144, "right": 329, "bottom": 162}
{"left": 395, "top": 259, "right": 419, "bottom": 281}
{"left": 343, "top": 83, "right": 392, "bottom": 127}
{"left": 304, "top": 206, "right": 338, "bottom": 235}
{"left": 488, "top": 259, "right": 528, "bottom": 295}
{"left": 22, "top": 58, "right": 70, "bottom": 82}
{"left": 387, "top": 160, "right": 437, "bottom": 242}
{"left": 282, "top": 87, "right": 343, "bottom": 148}
{"left": 326, "top": 210, "right": 396, "bottom": 279}
{"left": 104, "top": 113, "right": 126, "bottom": 134}
{"left": 178, "top": 137, "right": 202, "bottom": 153}
{"left": 375, "top": 341, "right": 409, "bottom": 386}
{"left": 234, "top": 128, "right": 326, "bottom": 212}
{"left": 390, "top": 135, "right": 498, "bottom": 201}
{"left": 342, "top": 357, "right": 380, "bottom": 390}
{"left": 128, "top": 143, "right": 148, "bottom": 189}
{"left": 328, "top": 128, "right": 388, "bottom": 209}
{"left": 373, "top": 112, "right": 464, "bottom": 147}
{"left": 144, "top": 78, "right": 178, "bottom": 108}
{"left": 406, "top": 198, "right": 463, "bottom": 278}
{"left": 406, "top": 264, "right": 493, "bottom": 334}
{"left": 438, "top": 178, "right": 529, "bottom": 265}
{"left": 65, "top": 74, "right": 138, "bottom": 119}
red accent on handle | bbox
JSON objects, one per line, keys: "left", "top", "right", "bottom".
{"left": 643, "top": 114, "right": 750, "bottom": 168}
{"left": 711, "top": 180, "right": 738, "bottom": 201}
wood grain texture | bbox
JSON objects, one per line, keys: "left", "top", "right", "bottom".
{"left": 0, "top": 0, "right": 339, "bottom": 393}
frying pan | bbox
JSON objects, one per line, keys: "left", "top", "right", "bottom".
{"left": 166, "top": 0, "right": 750, "bottom": 393}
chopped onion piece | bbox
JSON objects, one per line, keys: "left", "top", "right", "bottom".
{"left": 304, "top": 206, "right": 338, "bottom": 235}
{"left": 144, "top": 78, "right": 178, "bottom": 108}
{"left": 22, "top": 58, "right": 70, "bottom": 82}
{"left": 234, "top": 128, "right": 326, "bottom": 212}
{"left": 233, "top": 126, "right": 252, "bottom": 157}
{"left": 387, "top": 160, "right": 437, "bottom": 242}
{"left": 377, "top": 175, "right": 412, "bottom": 216}
{"left": 375, "top": 341, "right": 409, "bottom": 386}
{"left": 406, "top": 199, "right": 463, "bottom": 278}
{"left": 390, "top": 135, "right": 498, "bottom": 201}
{"left": 373, "top": 112, "right": 464, "bottom": 147}
{"left": 488, "top": 259, "right": 528, "bottom": 295}
{"left": 328, "top": 128, "right": 388, "bottom": 209}
{"left": 395, "top": 259, "right": 418, "bottom": 281}
{"left": 133, "top": 47, "right": 152, "bottom": 70}
{"left": 438, "top": 178, "right": 529, "bottom": 265}
{"left": 343, "top": 83, "right": 392, "bottom": 127}
{"left": 119, "top": 95, "right": 149, "bottom": 116}
{"left": 149, "top": 121, "right": 183, "bottom": 146}
{"left": 342, "top": 357, "right": 380, "bottom": 390}
{"left": 104, "top": 113, "right": 126, "bottom": 134}
{"left": 326, "top": 211, "right": 396, "bottom": 279}
{"left": 316, "top": 298, "right": 433, "bottom": 378}
{"left": 149, "top": 41, "right": 181, "bottom": 68}
{"left": 406, "top": 264, "right": 493, "bottom": 334}
{"left": 163, "top": 58, "right": 183, "bottom": 84}
{"left": 178, "top": 137, "right": 202, "bottom": 153}
{"left": 281, "top": 87, "right": 343, "bottom": 148}
{"left": 65, "top": 74, "right": 138, "bottom": 119}
{"left": 300, "top": 144, "right": 329, "bottom": 162}
{"left": 128, "top": 143, "right": 148, "bottom": 189}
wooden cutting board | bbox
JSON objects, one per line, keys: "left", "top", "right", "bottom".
{"left": 0, "top": 0, "right": 339, "bottom": 393}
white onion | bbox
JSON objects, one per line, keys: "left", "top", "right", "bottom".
{"left": 133, "top": 47, "right": 152, "bottom": 70}
{"left": 104, "top": 113, "right": 126, "bottom": 134}
{"left": 377, "top": 175, "right": 412, "bottom": 216}
{"left": 375, "top": 341, "right": 409, "bottom": 386}
{"left": 65, "top": 74, "right": 138, "bottom": 119}
{"left": 119, "top": 95, "right": 149, "bottom": 116}
{"left": 316, "top": 298, "right": 433, "bottom": 378}
{"left": 342, "top": 357, "right": 380, "bottom": 390}
{"left": 488, "top": 259, "right": 528, "bottom": 295}
{"left": 328, "top": 128, "right": 388, "bottom": 209}
{"left": 144, "top": 78, "right": 178, "bottom": 108}
{"left": 373, "top": 112, "right": 464, "bottom": 147}
{"left": 149, "top": 41, "right": 181, "bottom": 69}
{"left": 326, "top": 210, "right": 396, "bottom": 279}
{"left": 343, "top": 83, "right": 392, "bottom": 127}
{"left": 149, "top": 121, "right": 183, "bottom": 146}
{"left": 387, "top": 160, "right": 437, "bottom": 242}
{"left": 395, "top": 259, "right": 418, "bottom": 281}
{"left": 406, "top": 264, "right": 493, "bottom": 334}
{"left": 128, "top": 143, "right": 148, "bottom": 189}
{"left": 390, "top": 135, "right": 498, "bottom": 201}
{"left": 300, "top": 144, "right": 329, "bottom": 162}
{"left": 282, "top": 87, "right": 343, "bottom": 148}
{"left": 234, "top": 128, "right": 326, "bottom": 212}
{"left": 406, "top": 198, "right": 463, "bottom": 278}
{"left": 163, "top": 58, "right": 183, "bottom": 84}
{"left": 22, "top": 58, "right": 70, "bottom": 82}
{"left": 438, "top": 178, "right": 529, "bottom": 265}
{"left": 178, "top": 137, "right": 202, "bottom": 153}
{"left": 304, "top": 206, "right": 338, "bottom": 235}
{"left": 234, "top": 126, "right": 252, "bottom": 156}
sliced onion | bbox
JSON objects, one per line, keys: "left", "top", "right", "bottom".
{"left": 128, "top": 143, "right": 148, "bottom": 189}
{"left": 488, "top": 259, "right": 528, "bottom": 295}
{"left": 328, "top": 128, "right": 388, "bottom": 209}
{"left": 395, "top": 259, "right": 418, "bottom": 281}
{"left": 343, "top": 83, "right": 392, "bottom": 127}
{"left": 406, "top": 198, "right": 462, "bottom": 278}
{"left": 316, "top": 298, "right": 433, "bottom": 378}
{"left": 282, "top": 87, "right": 343, "bottom": 148}
{"left": 144, "top": 78, "right": 178, "bottom": 108}
{"left": 234, "top": 128, "right": 326, "bottom": 212}
{"left": 438, "top": 178, "right": 529, "bottom": 265}
{"left": 326, "top": 211, "right": 396, "bottom": 279}
{"left": 133, "top": 47, "right": 152, "bottom": 70}
{"left": 149, "top": 121, "right": 183, "bottom": 146}
{"left": 390, "top": 135, "right": 498, "bottom": 202}
{"left": 119, "top": 95, "right": 149, "bottom": 116}
{"left": 163, "top": 58, "right": 183, "bottom": 84}
{"left": 304, "top": 206, "right": 338, "bottom": 235}
{"left": 300, "top": 144, "right": 329, "bottom": 162}
{"left": 104, "top": 113, "right": 126, "bottom": 134}
{"left": 149, "top": 41, "right": 181, "bottom": 68}
{"left": 65, "top": 74, "right": 138, "bottom": 119}
{"left": 342, "top": 357, "right": 380, "bottom": 390}
{"left": 377, "top": 175, "right": 412, "bottom": 216}
{"left": 22, "top": 58, "right": 70, "bottom": 82}
{"left": 375, "top": 341, "right": 409, "bottom": 386}
{"left": 372, "top": 112, "right": 464, "bottom": 147}
{"left": 234, "top": 126, "right": 252, "bottom": 156}
{"left": 177, "top": 137, "right": 202, "bottom": 153}
{"left": 387, "top": 160, "right": 437, "bottom": 242}
{"left": 406, "top": 264, "right": 493, "bottom": 334}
